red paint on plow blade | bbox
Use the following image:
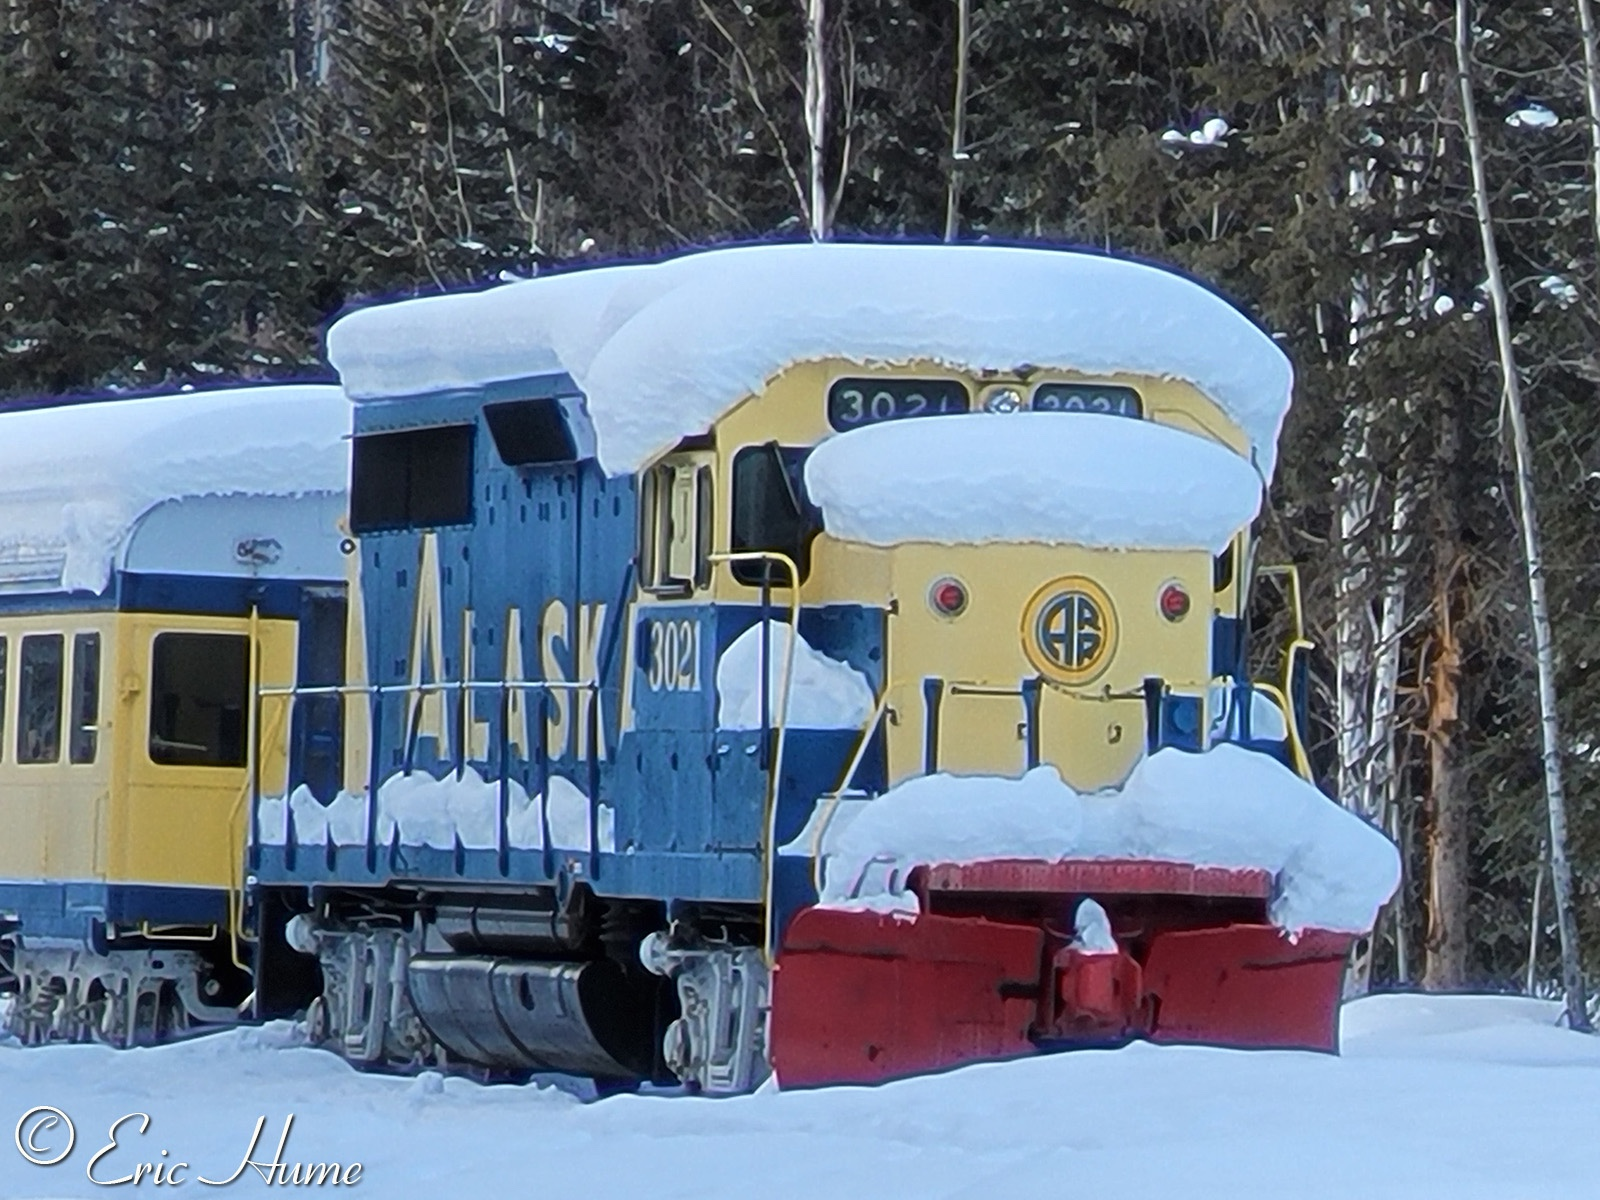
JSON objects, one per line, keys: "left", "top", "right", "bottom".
{"left": 771, "top": 909, "right": 1044, "bottom": 1086}
{"left": 915, "top": 858, "right": 1275, "bottom": 900}
{"left": 1143, "top": 925, "right": 1353, "bottom": 1051}
{"left": 769, "top": 858, "right": 1355, "bottom": 1088}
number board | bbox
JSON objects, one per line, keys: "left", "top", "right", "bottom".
{"left": 827, "top": 378, "right": 971, "bottom": 432}
{"left": 1030, "top": 383, "right": 1143, "bottom": 418}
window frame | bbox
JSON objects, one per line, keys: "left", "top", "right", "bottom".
{"left": 0, "top": 635, "right": 8, "bottom": 764}
{"left": 638, "top": 455, "right": 714, "bottom": 597}
{"left": 16, "top": 632, "right": 64, "bottom": 766}
{"left": 728, "top": 442, "right": 822, "bottom": 588}
{"left": 146, "top": 630, "right": 252, "bottom": 769}
{"left": 69, "top": 631, "right": 101, "bottom": 765}
{"left": 349, "top": 423, "right": 476, "bottom": 534}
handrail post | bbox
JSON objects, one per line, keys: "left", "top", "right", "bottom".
{"left": 365, "top": 689, "right": 380, "bottom": 873}
{"left": 497, "top": 681, "right": 510, "bottom": 877}
{"left": 707, "top": 549, "right": 801, "bottom": 962}
{"left": 587, "top": 680, "right": 601, "bottom": 880}
{"left": 759, "top": 571, "right": 772, "bottom": 770}
{"left": 537, "top": 689, "right": 553, "bottom": 880}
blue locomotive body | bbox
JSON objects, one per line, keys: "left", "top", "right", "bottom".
{"left": 251, "top": 381, "right": 882, "bottom": 926}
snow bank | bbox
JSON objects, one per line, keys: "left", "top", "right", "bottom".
{"left": 805, "top": 413, "right": 1262, "bottom": 552}
{"left": 819, "top": 744, "right": 1400, "bottom": 934}
{"left": 1342, "top": 993, "right": 1600, "bottom": 1069}
{"left": 328, "top": 243, "right": 1293, "bottom": 480}
{"left": 0, "top": 385, "right": 348, "bottom": 593}
{"left": 716, "top": 620, "right": 877, "bottom": 731}
{"left": 5, "top": 996, "right": 1600, "bottom": 1200}
{"left": 256, "top": 770, "right": 615, "bottom": 853}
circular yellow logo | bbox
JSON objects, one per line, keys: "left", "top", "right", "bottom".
{"left": 1022, "top": 577, "right": 1117, "bottom": 685}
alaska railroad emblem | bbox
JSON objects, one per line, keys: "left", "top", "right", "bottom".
{"left": 1023, "top": 577, "right": 1117, "bottom": 684}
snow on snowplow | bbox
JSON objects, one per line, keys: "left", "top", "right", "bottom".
{"left": 770, "top": 750, "right": 1400, "bottom": 1087}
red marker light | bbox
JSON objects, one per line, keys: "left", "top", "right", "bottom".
{"left": 930, "top": 577, "right": 969, "bottom": 617}
{"left": 1159, "top": 582, "right": 1191, "bottom": 622}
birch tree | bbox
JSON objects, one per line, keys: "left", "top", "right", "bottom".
{"left": 942, "top": 0, "right": 970, "bottom": 241}
{"left": 803, "top": 0, "right": 827, "bottom": 239}
{"left": 1454, "top": 0, "right": 1589, "bottom": 1030}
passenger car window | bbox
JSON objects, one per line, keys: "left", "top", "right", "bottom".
{"left": 0, "top": 636, "right": 8, "bottom": 763}
{"left": 18, "top": 633, "right": 63, "bottom": 764}
{"left": 70, "top": 632, "right": 101, "bottom": 765}
{"left": 149, "top": 633, "right": 250, "bottom": 767}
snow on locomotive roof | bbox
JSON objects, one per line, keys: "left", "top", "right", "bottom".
{"left": 327, "top": 242, "right": 1294, "bottom": 480}
{"left": 0, "top": 384, "right": 348, "bottom": 593}
{"left": 805, "top": 412, "right": 1263, "bottom": 553}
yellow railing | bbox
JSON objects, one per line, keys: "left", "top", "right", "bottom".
{"left": 1252, "top": 564, "right": 1315, "bottom": 781}
{"left": 708, "top": 550, "right": 799, "bottom": 963}
{"left": 808, "top": 690, "right": 890, "bottom": 892}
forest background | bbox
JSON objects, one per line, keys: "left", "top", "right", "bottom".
{"left": 2, "top": 0, "right": 1599, "bottom": 1002}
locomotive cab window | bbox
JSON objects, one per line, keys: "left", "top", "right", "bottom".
{"left": 17, "top": 633, "right": 63, "bottom": 764}
{"left": 149, "top": 633, "right": 250, "bottom": 767}
{"left": 730, "top": 443, "right": 822, "bottom": 586}
{"left": 640, "top": 459, "right": 712, "bottom": 595}
{"left": 350, "top": 424, "right": 475, "bottom": 533}
{"left": 69, "top": 632, "right": 100, "bottom": 765}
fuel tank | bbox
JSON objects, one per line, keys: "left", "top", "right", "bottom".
{"left": 406, "top": 956, "right": 662, "bottom": 1079}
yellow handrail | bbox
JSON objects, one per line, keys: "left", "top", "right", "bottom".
{"left": 228, "top": 603, "right": 263, "bottom": 973}
{"left": 707, "top": 550, "right": 799, "bottom": 964}
{"left": 1252, "top": 679, "right": 1313, "bottom": 781}
{"left": 1250, "top": 564, "right": 1315, "bottom": 779}
{"left": 808, "top": 690, "right": 890, "bottom": 892}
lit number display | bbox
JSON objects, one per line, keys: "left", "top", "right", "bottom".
{"left": 1030, "top": 384, "right": 1143, "bottom": 418}
{"left": 827, "top": 378, "right": 970, "bottom": 432}
{"left": 646, "top": 618, "right": 701, "bottom": 693}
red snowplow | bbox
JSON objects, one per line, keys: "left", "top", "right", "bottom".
{"left": 770, "top": 858, "right": 1352, "bottom": 1087}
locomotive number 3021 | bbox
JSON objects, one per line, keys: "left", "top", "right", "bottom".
{"left": 645, "top": 618, "right": 701, "bottom": 693}
{"left": 826, "top": 378, "right": 970, "bottom": 431}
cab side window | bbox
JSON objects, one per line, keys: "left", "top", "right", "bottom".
{"left": 70, "top": 632, "right": 101, "bottom": 765}
{"left": 17, "top": 633, "right": 63, "bottom": 764}
{"left": 730, "top": 442, "right": 821, "bottom": 587}
{"left": 149, "top": 633, "right": 250, "bottom": 767}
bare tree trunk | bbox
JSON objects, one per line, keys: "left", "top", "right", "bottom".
{"left": 1575, "top": 0, "right": 1600, "bottom": 255}
{"left": 1455, "top": 0, "right": 1590, "bottom": 1030}
{"left": 942, "top": 0, "right": 970, "bottom": 243}
{"left": 1422, "top": 435, "right": 1469, "bottom": 989}
{"left": 1527, "top": 843, "right": 1546, "bottom": 994}
{"left": 803, "top": 0, "right": 828, "bottom": 240}
{"left": 1334, "top": 413, "right": 1377, "bottom": 823}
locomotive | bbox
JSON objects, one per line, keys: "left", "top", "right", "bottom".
{"left": 249, "top": 243, "right": 1397, "bottom": 1089}
{"left": 2, "top": 244, "right": 1399, "bottom": 1090}
{"left": 0, "top": 385, "right": 348, "bottom": 1045}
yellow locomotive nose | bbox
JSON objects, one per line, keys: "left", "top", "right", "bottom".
{"left": 856, "top": 542, "right": 1213, "bottom": 791}
{"left": 801, "top": 409, "right": 1253, "bottom": 793}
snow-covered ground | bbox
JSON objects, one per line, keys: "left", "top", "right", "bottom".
{"left": 1, "top": 994, "right": 1593, "bottom": 1198}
